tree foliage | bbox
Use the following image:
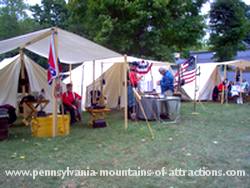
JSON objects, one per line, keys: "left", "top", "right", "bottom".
{"left": 68, "top": 0, "right": 207, "bottom": 61}
{"left": 209, "top": 0, "right": 250, "bottom": 61}
{"left": 0, "top": 0, "right": 41, "bottom": 60}
{"left": 0, "top": 0, "right": 27, "bottom": 39}
{"left": 30, "top": 0, "right": 69, "bottom": 28}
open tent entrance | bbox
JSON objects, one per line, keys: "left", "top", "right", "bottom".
{"left": 0, "top": 54, "right": 54, "bottom": 113}
{"left": 18, "top": 63, "right": 29, "bottom": 94}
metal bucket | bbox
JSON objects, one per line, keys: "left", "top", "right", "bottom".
{"left": 165, "top": 96, "right": 181, "bottom": 121}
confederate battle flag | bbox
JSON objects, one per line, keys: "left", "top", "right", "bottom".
{"left": 47, "top": 33, "right": 59, "bottom": 85}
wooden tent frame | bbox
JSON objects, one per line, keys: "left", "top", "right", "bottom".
{"left": 19, "top": 27, "right": 130, "bottom": 136}
{"left": 14, "top": 27, "right": 60, "bottom": 137}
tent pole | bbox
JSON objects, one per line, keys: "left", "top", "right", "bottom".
{"left": 118, "top": 64, "right": 123, "bottom": 109}
{"left": 20, "top": 29, "right": 53, "bottom": 49}
{"left": 93, "top": 60, "right": 96, "bottom": 104}
{"left": 69, "top": 64, "right": 72, "bottom": 83}
{"left": 221, "top": 65, "right": 226, "bottom": 104}
{"left": 101, "top": 62, "right": 104, "bottom": 93}
{"left": 19, "top": 49, "right": 26, "bottom": 96}
{"left": 240, "top": 69, "right": 243, "bottom": 104}
{"left": 80, "top": 64, "right": 85, "bottom": 111}
{"left": 224, "top": 65, "right": 228, "bottom": 104}
{"left": 124, "top": 55, "right": 128, "bottom": 130}
{"left": 52, "top": 29, "right": 59, "bottom": 137}
{"left": 100, "top": 62, "right": 105, "bottom": 105}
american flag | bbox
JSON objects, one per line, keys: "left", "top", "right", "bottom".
{"left": 175, "top": 56, "right": 197, "bottom": 86}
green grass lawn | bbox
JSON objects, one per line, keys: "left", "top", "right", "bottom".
{"left": 0, "top": 102, "right": 250, "bottom": 188}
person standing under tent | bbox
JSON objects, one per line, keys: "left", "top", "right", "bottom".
{"left": 128, "top": 65, "right": 141, "bottom": 119}
{"left": 241, "top": 79, "right": 249, "bottom": 94}
{"left": 62, "top": 83, "right": 82, "bottom": 124}
{"left": 217, "top": 78, "right": 229, "bottom": 102}
{"left": 157, "top": 67, "right": 174, "bottom": 96}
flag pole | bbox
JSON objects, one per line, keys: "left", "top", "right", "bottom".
{"left": 52, "top": 29, "right": 59, "bottom": 137}
{"left": 178, "top": 64, "right": 181, "bottom": 93}
{"left": 193, "top": 56, "right": 198, "bottom": 113}
{"left": 124, "top": 55, "right": 128, "bottom": 130}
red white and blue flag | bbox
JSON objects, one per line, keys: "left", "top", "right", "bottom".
{"left": 129, "top": 60, "right": 153, "bottom": 74}
{"left": 175, "top": 56, "right": 198, "bottom": 86}
{"left": 48, "top": 33, "right": 59, "bottom": 85}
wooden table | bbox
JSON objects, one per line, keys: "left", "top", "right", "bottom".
{"left": 22, "top": 100, "right": 49, "bottom": 126}
{"left": 86, "top": 107, "right": 111, "bottom": 127}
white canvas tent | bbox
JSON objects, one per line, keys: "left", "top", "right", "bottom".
{"left": 180, "top": 63, "right": 222, "bottom": 100}
{"left": 0, "top": 27, "right": 121, "bottom": 110}
{"left": 0, "top": 27, "right": 120, "bottom": 64}
{"left": 84, "top": 60, "right": 173, "bottom": 109}
{"left": 182, "top": 59, "right": 250, "bottom": 101}
{"left": 0, "top": 27, "right": 134, "bottom": 134}
{"left": 0, "top": 54, "right": 53, "bottom": 111}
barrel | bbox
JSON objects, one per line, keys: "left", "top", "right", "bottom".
{"left": 165, "top": 96, "right": 181, "bottom": 121}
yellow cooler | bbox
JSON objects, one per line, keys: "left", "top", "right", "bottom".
{"left": 31, "top": 115, "right": 70, "bottom": 137}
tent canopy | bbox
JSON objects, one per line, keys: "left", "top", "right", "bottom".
{"left": 0, "top": 27, "right": 121, "bottom": 64}
{"left": 80, "top": 55, "right": 173, "bottom": 65}
{"left": 215, "top": 59, "right": 250, "bottom": 70}
{"left": 0, "top": 54, "right": 53, "bottom": 111}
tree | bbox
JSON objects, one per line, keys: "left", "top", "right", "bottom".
{"left": 243, "top": 4, "right": 250, "bottom": 45}
{"left": 68, "top": 0, "right": 207, "bottom": 61}
{"left": 0, "top": 0, "right": 28, "bottom": 39}
{"left": 0, "top": 0, "right": 41, "bottom": 61}
{"left": 209, "top": 0, "right": 250, "bottom": 61}
{"left": 0, "top": 0, "right": 27, "bottom": 19}
{"left": 30, "top": 0, "right": 69, "bottom": 28}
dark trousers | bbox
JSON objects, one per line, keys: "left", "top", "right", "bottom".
{"left": 63, "top": 104, "right": 76, "bottom": 124}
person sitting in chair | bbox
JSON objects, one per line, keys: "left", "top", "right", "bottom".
{"left": 62, "top": 83, "right": 81, "bottom": 124}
